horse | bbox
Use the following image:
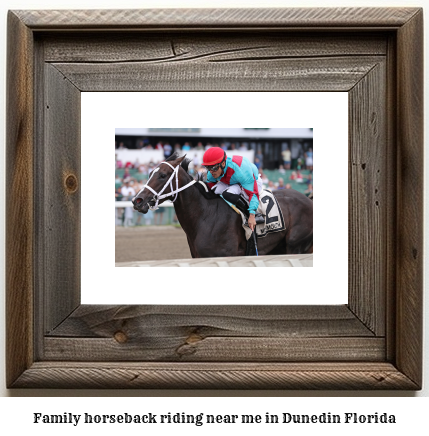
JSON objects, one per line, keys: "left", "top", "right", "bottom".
{"left": 132, "top": 152, "right": 313, "bottom": 258}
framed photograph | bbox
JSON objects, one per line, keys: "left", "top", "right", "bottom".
{"left": 6, "top": 8, "right": 423, "bottom": 389}
{"left": 87, "top": 95, "right": 347, "bottom": 306}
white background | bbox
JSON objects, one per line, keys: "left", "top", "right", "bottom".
{"left": 82, "top": 92, "right": 348, "bottom": 305}
{"left": 0, "top": 0, "right": 427, "bottom": 421}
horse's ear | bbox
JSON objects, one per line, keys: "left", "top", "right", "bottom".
{"left": 173, "top": 154, "right": 187, "bottom": 167}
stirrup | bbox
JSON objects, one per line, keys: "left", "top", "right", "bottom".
{"left": 254, "top": 214, "right": 265, "bottom": 225}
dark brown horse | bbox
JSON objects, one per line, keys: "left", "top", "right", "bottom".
{"left": 132, "top": 152, "right": 313, "bottom": 258}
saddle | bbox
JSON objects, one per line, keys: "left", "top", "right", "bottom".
{"left": 232, "top": 189, "right": 286, "bottom": 240}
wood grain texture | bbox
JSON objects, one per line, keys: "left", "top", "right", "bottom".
{"left": 44, "top": 337, "right": 385, "bottom": 362}
{"left": 14, "top": 8, "right": 420, "bottom": 29}
{"left": 11, "top": 362, "right": 418, "bottom": 390}
{"left": 395, "top": 9, "right": 424, "bottom": 387}
{"left": 44, "top": 305, "right": 378, "bottom": 361}
{"left": 384, "top": 33, "right": 398, "bottom": 364}
{"left": 6, "top": 8, "right": 423, "bottom": 390}
{"left": 348, "top": 62, "right": 386, "bottom": 336}
{"left": 48, "top": 305, "right": 372, "bottom": 337}
{"left": 43, "top": 64, "right": 81, "bottom": 333}
{"left": 42, "top": 33, "right": 388, "bottom": 63}
{"left": 5, "top": 11, "right": 34, "bottom": 388}
{"left": 52, "top": 56, "right": 383, "bottom": 92}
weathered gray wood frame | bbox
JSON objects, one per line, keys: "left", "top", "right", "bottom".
{"left": 6, "top": 8, "right": 423, "bottom": 390}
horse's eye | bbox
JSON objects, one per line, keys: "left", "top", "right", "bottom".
{"left": 159, "top": 173, "right": 166, "bottom": 179}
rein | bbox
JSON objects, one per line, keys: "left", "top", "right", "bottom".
{"left": 138, "top": 161, "right": 196, "bottom": 210}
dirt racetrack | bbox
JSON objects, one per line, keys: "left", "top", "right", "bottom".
{"left": 115, "top": 226, "right": 192, "bottom": 263}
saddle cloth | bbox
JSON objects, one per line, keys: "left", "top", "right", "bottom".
{"left": 228, "top": 189, "right": 286, "bottom": 240}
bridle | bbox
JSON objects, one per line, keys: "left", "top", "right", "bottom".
{"left": 136, "top": 161, "right": 196, "bottom": 210}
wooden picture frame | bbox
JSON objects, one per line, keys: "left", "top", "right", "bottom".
{"left": 6, "top": 8, "right": 423, "bottom": 390}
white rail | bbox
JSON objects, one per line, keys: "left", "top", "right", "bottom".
{"left": 116, "top": 254, "right": 313, "bottom": 268}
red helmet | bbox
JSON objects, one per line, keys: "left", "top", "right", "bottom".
{"left": 202, "top": 147, "right": 226, "bottom": 166}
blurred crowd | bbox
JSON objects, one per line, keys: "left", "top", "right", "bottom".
{"left": 116, "top": 139, "right": 255, "bottom": 154}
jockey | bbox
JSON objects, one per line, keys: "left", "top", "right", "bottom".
{"left": 202, "top": 147, "right": 263, "bottom": 231}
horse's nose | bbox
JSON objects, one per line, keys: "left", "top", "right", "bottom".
{"left": 132, "top": 196, "right": 149, "bottom": 214}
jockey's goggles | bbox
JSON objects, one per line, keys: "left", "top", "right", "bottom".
{"left": 204, "top": 162, "right": 222, "bottom": 172}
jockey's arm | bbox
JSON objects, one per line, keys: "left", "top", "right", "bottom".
{"left": 233, "top": 160, "right": 260, "bottom": 222}
{"left": 244, "top": 188, "right": 260, "bottom": 216}
{"left": 240, "top": 178, "right": 260, "bottom": 232}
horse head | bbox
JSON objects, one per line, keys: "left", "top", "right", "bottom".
{"left": 132, "top": 153, "right": 188, "bottom": 214}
